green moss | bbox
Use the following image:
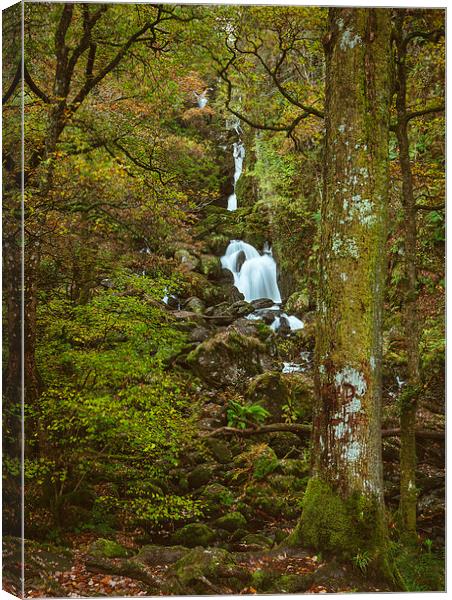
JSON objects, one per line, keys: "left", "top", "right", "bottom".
{"left": 253, "top": 446, "right": 279, "bottom": 479}
{"left": 215, "top": 511, "right": 247, "bottom": 532}
{"left": 287, "top": 477, "right": 385, "bottom": 562}
{"left": 170, "top": 523, "right": 215, "bottom": 547}
{"left": 88, "top": 538, "right": 129, "bottom": 559}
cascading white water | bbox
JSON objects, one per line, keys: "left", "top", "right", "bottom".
{"left": 227, "top": 141, "right": 245, "bottom": 212}
{"left": 221, "top": 240, "right": 281, "bottom": 303}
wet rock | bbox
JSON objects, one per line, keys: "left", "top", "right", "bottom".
{"left": 228, "top": 318, "right": 269, "bottom": 339}
{"left": 215, "top": 511, "right": 247, "bottom": 532}
{"left": 278, "top": 315, "right": 292, "bottom": 336}
{"left": 184, "top": 296, "right": 206, "bottom": 314}
{"left": 186, "top": 330, "right": 268, "bottom": 388}
{"left": 170, "top": 523, "right": 216, "bottom": 548}
{"left": 245, "top": 371, "right": 291, "bottom": 422}
{"left": 251, "top": 298, "right": 276, "bottom": 310}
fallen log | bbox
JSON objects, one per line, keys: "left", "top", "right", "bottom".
{"left": 381, "top": 428, "right": 445, "bottom": 441}
{"left": 202, "top": 423, "right": 444, "bottom": 441}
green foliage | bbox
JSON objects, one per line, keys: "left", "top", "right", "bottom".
{"left": 352, "top": 550, "right": 372, "bottom": 573}
{"left": 28, "top": 269, "right": 204, "bottom": 531}
{"left": 226, "top": 398, "right": 270, "bottom": 429}
{"left": 389, "top": 540, "right": 445, "bottom": 591}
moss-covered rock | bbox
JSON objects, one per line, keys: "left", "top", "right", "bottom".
{"left": 199, "top": 254, "right": 222, "bottom": 279}
{"left": 187, "top": 464, "right": 216, "bottom": 490}
{"left": 242, "top": 533, "right": 273, "bottom": 550}
{"left": 245, "top": 371, "right": 291, "bottom": 422}
{"left": 170, "top": 523, "right": 216, "bottom": 547}
{"left": 285, "top": 371, "right": 315, "bottom": 422}
{"left": 270, "top": 573, "right": 311, "bottom": 593}
{"left": 165, "top": 547, "right": 248, "bottom": 594}
{"left": 198, "top": 483, "right": 234, "bottom": 516}
{"left": 251, "top": 567, "right": 278, "bottom": 592}
{"left": 243, "top": 482, "right": 291, "bottom": 518}
{"left": 186, "top": 330, "right": 268, "bottom": 388}
{"left": 215, "top": 511, "right": 247, "bottom": 532}
{"left": 174, "top": 248, "right": 200, "bottom": 272}
{"left": 88, "top": 538, "right": 129, "bottom": 559}
{"left": 252, "top": 445, "right": 280, "bottom": 479}
{"left": 205, "top": 438, "right": 233, "bottom": 464}
{"left": 184, "top": 296, "right": 206, "bottom": 314}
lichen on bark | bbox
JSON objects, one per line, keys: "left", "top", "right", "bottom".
{"left": 294, "top": 8, "right": 392, "bottom": 574}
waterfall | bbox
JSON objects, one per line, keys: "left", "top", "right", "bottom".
{"left": 227, "top": 141, "right": 245, "bottom": 212}
{"left": 221, "top": 240, "right": 306, "bottom": 333}
{"left": 221, "top": 240, "right": 281, "bottom": 303}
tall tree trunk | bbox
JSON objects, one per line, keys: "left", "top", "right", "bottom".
{"left": 2, "top": 2, "right": 24, "bottom": 539}
{"left": 394, "top": 11, "right": 420, "bottom": 538}
{"left": 288, "top": 8, "right": 392, "bottom": 572}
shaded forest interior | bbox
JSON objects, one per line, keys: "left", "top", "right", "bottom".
{"left": 2, "top": 3, "right": 445, "bottom": 596}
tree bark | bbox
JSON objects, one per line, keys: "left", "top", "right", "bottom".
{"left": 288, "top": 8, "right": 392, "bottom": 573}
{"left": 393, "top": 12, "right": 420, "bottom": 538}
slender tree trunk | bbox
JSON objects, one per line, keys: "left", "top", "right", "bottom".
{"left": 2, "top": 3, "right": 23, "bottom": 538}
{"left": 288, "top": 8, "right": 392, "bottom": 572}
{"left": 394, "top": 12, "right": 420, "bottom": 538}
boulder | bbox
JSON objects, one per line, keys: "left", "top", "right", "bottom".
{"left": 198, "top": 484, "right": 234, "bottom": 516}
{"left": 199, "top": 254, "right": 222, "bottom": 279}
{"left": 186, "top": 330, "right": 268, "bottom": 388}
{"left": 245, "top": 371, "right": 291, "bottom": 422}
{"left": 164, "top": 547, "right": 247, "bottom": 594}
{"left": 170, "top": 523, "right": 215, "bottom": 548}
{"left": 205, "top": 438, "right": 233, "bottom": 464}
{"left": 241, "top": 533, "right": 273, "bottom": 550}
{"left": 87, "top": 538, "right": 129, "bottom": 559}
{"left": 174, "top": 249, "right": 200, "bottom": 272}
{"left": 184, "top": 296, "right": 206, "bottom": 314}
{"left": 188, "top": 325, "right": 211, "bottom": 343}
{"left": 214, "top": 511, "right": 247, "bottom": 532}
{"left": 251, "top": 298, "right": 276, "bottom": 310}
{"left": 187, "top": 464, "right": 216, "bottom": 490}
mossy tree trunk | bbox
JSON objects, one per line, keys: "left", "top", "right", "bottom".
{"left": 292, "top": 8, "right": 392, "bottom": 569}
{"left": 393, "top": 11, "right": 420, "bottom": 539}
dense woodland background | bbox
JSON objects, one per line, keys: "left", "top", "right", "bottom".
{"left": 2, "top": 3, "right": 445, "bottom": 596}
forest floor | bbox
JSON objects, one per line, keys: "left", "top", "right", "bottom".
{"left": 5, "top": 531, "right": 391, "bottom": 597}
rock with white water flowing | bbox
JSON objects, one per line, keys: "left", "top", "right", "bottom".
{"left": 221, "top": 240, "right": 282, "bottom": 304}
{"left": 227, "top": 142, "right": 245, "bottom": 212}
